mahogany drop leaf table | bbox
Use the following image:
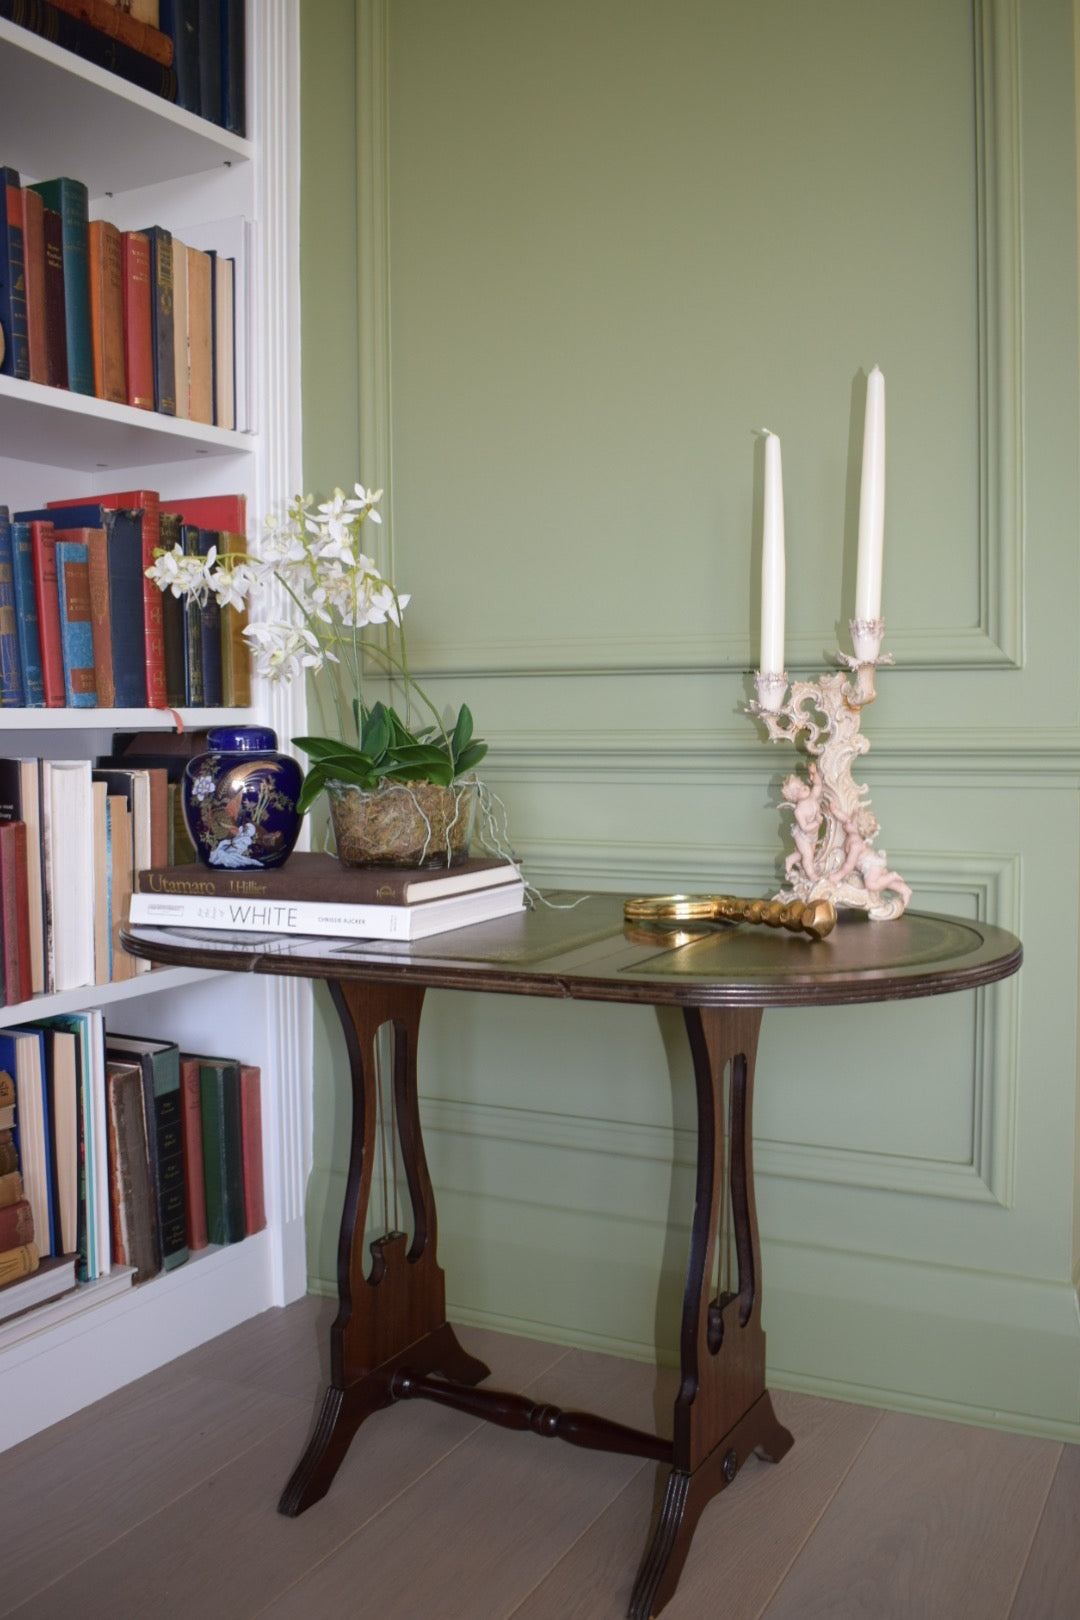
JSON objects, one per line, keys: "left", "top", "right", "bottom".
{"left": 123, "top": 895, "right": 1022, "bottom": 1619}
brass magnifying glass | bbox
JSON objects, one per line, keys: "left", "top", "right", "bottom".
{"left": 623, "top": 893, "right": 836, "bottom": 941}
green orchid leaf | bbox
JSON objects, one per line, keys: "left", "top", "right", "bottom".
{"left": 450, "top": 704, "right": 474, "bottom": 760}
{"left": 454, "top": 740, "right": 488, "bottom": 773}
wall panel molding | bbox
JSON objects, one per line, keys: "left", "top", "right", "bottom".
{"left": 429, "top": 841, "right": 1020, "bottom": 1205}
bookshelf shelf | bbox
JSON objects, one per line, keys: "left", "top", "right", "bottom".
{"left": 0, "top": 375, "right": 252, "bottom": 473}
{"left": 0, "top": 18, "right": 252, "bottom": 198}
{"left": 0, "top": 964, "right": 226, "bottom": 1032}
{"left": 0, "top": 1, "right": 309, "bottom": 1449}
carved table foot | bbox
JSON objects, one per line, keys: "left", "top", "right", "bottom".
{"left": 279, "top": 1318, "right": 490, "bottom": 1517}
{"left": 628, "top": 1392, "right": 794, "bottom": 1619}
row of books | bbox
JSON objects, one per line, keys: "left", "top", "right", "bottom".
{"left": 0, "top": 487, "right": 251, "bottom": 709}
{"left": 0, "top": 1017, "right": 265, "bottom": 1324}
{"left": 0, "top": 168, "right": 248, "bottom": 431}
{"left": 0, "top": 737, "right": 205, "bottom": 1003}
{"left": 1, "top": 0, "right": 245, "bottom": 135}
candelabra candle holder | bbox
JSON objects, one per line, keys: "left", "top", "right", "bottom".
{"left": 748, "top": 619, "right": 911, "bottom": 922}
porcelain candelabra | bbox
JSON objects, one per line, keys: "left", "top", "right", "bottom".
{"left": 749, "top": 619, "right": 911, "bottom": 922}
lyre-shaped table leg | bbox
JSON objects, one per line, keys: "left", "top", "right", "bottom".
{"left": 628, "top": 1006, "right": 794, "bottom": 1619}
{"left": 279, "top": 978, "right": 489, "bottom": 1517}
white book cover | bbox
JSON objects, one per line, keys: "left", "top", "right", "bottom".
{"left": 41, "top": 760, "right": 94, "bottom": 992}
{"left": 129, "top": 879, "right": 527, "bottom": 941}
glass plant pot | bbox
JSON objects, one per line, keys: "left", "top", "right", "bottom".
{"left": 182, "top": 726, "right": 304, "bottom": 870}
{"left": 326, "top": 776, "right": 477, "bottom": 868}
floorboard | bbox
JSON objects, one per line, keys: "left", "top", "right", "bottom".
{"left": 2, "top": 1298, "right": 1079, "bottom": 1620}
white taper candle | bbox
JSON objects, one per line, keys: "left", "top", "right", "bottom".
{"left": 855, "top": 366, "right": 886, "bottom": 622}
{"left": 760, "top": 431, "right": 786, "bottom": 675}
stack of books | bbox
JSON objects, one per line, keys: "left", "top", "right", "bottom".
{"left": 128, "top": 852, "right": 527, "bottom": 941}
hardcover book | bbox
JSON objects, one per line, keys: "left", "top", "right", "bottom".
{"left": 121, "top": 230, "right": 154, "bottom": 410}
{"left": 77, "top": 526, "right": 114, "bottom": 707}
{"left": 19, "top": 185, "right": 46, "bottom": 384}
{"left": 158, "top": 0, "right": 199, "bottom": 116}
{"left": 199, "top": 1056, "right": 245, "bottom": 1247}
{"left": 239, "top": 1063, "right": 265, "bottom": 1235}
{"left": 178, "top": 1053, "right": 208, "bottom": 1250}
{"left": 184, "top": 243, "right": 213, "bottom": 424}
{"left": 196, "top": 0, "right": 222, "bottom": 127}
{"left": 39, "top": 758, "right": 95, "bottom": 992}
{"left": 221, "top": 0, "right": 246, "bottom": 136}
{"left": 0, "top": 758, "right": 45, "bottom": 993}
{"left": 0, "top": 166, "right": 29, "bottom": 381}
{"left": 41, "top": 205, "right": 69, "bottom": 388}
{"left": 105, "top": 1033, "right": 188, "bottom": 1270}
{"left": 104, "top": 1057, "right": 160, "bottom": 1284}
{"left": 48, "top": 0, "right": 175, "bottom": 64}
{"left": 171, "top": 231, "right": 189, "bottom": 419}
{"left": 27, "top": 177, "right": 93, "bottom": 396}
{"left": 0, "top": 821, "right": 31, "bottom": 1006}
{"left": 128, "top": 875, "right": 528, "bottom": 941}
{"left": 0, "top": 0, "right": 178, "bottom": 101}
{"left": 87, "top": 219, "right": 126, "bottom": 404}
{"left": 48, "top": 493, "right": 164, "bottom": 707}
{"left": 0, "top": 506, "right": 24, "bottom": 705}
{"left": 0, "top": 1026, "right": 53, "bottom": 1256}
{"left": 54, "top": 538, "right": 98, "bottom": 706}
{"left": 12, "top": 517, "right": 64, "bottom": 707}
{"left": 137, "top": 851, "right": 523, "bottom": 905}
{"left": 195, "top": 527, "right": 222, "bottom": 705}
{"left": 8, "top": 520, "right": 44, "bottom": 707}
{"left": 158, "top": 509, "right": 186, "bottom": 706}
{"left": 35, "top": 1021, "right": 78, "bottom": 1256}
{"left": 141, "top": 224, "right": 176, "bottom": 415}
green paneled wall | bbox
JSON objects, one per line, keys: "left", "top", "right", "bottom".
{"left": 299, "top": 0, "right": 1080, "bottom": 1435}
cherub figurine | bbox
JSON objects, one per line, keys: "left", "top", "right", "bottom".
{"left": 781, "top": 762, "right": 824, "bottom": 881}
{"left": 836, "top": 808, "right": 911, "bottom": 907}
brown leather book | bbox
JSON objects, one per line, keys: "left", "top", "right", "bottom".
{"left": 105, "top": 1059, "right": 160, "bottom": 1283}
{"left": 20, "top": 187, "right": 47, "bottom": 385}
{"left": 42, "top": 207, "right": 68, "bottom": 389}
{"left": 121, "top": 229, "right": 153, "bottom": 410}
{"left": 179, "top": 1054, "right": 208, "bottom": 1250}
{"left": 88, "top": 220, "right": 125, "bottom": 404}
{"left": 137, "top": 851, "right": 521, "bottom": 906}
{"left": 239, "top": 1065, "right": 265, "bottom": 1235}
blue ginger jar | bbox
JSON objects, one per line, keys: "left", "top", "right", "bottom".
{"left": 182, "top": 725, "right": 304, "bottom": 870}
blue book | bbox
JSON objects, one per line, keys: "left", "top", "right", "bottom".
{"left": 54, "top": 539, "right": 97, "bottom": 707}
{"left": 26, "top": 177, "right": 93, "bottom": 397}
{"left": 0, "top": 167, "right": 29, "bottom": 381}
{"left": 159, "top": 0, "right": 200, "bottom": 117}
{"left": 221, "top": 0, "right": 246, "bottom": 136}
{"left": 9, "top": 520, "right": 45, "bottom": 706}
{"left": 0, "top": 1024, "right": 56, "bottom": 1258}
{"left": 0, "top": 507, "right": 23, "bottom": 705}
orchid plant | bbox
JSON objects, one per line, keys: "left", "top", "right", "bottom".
{"left": 146, "top": 483, "right": 487, "bottom": 816}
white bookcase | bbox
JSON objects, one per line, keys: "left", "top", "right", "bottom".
{"left": 0, "top": 2, "right": 312, "bottom": 1447}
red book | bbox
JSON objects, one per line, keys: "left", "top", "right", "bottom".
{"left": 42, "top": 206, "right": 68, "bottom": 389}
{"left": 27, "top": 520, "right": 65, "bottom": 707}
{"left": 48, "top": 490, "right": 167, "bottom": 709}
{"left": 162, "top": 494, "right": 247, "bottom": 535}
{"left": 121, "top": 230, "right": 153, "bottom": 411}
{"left": 0, "top": 1199, "right": 34, "bottom": 1251}
{"left": 0, "top": 822, "right": 30, "bottom": 1007}
{"left": 179, "top": 1054, "right": 208, "bottom": 1251}
{"left": 21, "top": 187, "right": 48, "bottom": 386}
{"left": 239, "top": 1064, "right": 265, "bottom": 1235}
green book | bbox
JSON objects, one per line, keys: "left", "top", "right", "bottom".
{"left": 199, "top": 1058, "right": 246, "bottom": 1247}
{"left": 105, "top": 1033, "right": 189, "bottom": 1271}
{"left": 27, "top": 178, "right": 93, "bottom": 396}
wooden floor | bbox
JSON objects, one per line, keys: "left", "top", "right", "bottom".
{"left": 2, "top": 1295, "right": 1079, "bottom": 1619}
